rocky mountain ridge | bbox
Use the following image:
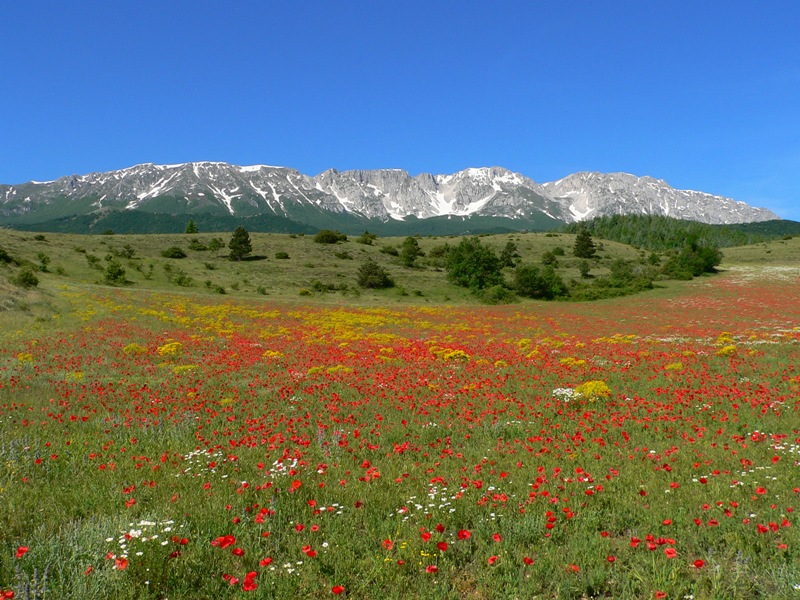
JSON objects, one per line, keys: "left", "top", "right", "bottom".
{"left": 0, "top": 162, "right": 779, "bottom": 231}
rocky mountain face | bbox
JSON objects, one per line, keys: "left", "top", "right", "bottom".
{"left": 542, "top": 172, "right": 778, "bottom": 224}
{"left": 312, "top": 166, "right": 564, "bottom": 221}
{"left": 0, "top": 162, "right": 779, "bottom": 231}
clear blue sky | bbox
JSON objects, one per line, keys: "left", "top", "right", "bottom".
{"left": 2, "top": 1, "right": 798, "bottom": 220}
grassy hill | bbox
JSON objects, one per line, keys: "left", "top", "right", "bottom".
{"left": 2, "top": 225, "right": 798, "bottom": 331}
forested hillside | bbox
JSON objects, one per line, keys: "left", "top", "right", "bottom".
{"left": 564, "top": 215, "right": 800, "bottom": 251}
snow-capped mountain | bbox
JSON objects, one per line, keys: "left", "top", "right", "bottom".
{"left": 0, "top": 162, "right": 779, "bottom": 233}
{"left": 312, "top": 166, "right": 564, "bottom": 221}
{"left": 542, "top": 172, "right": 778, "bottom": 225}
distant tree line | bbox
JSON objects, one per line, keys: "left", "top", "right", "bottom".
{"left": 563, "top": 214, "right": 770, "bottom": 251}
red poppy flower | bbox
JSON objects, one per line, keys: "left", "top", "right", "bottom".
{"left": 15, "top": 546, "right": 29, "bottom": 559}
{"left": 437, "top": 541, "right": 448, "bottom": 552}
{"left": 426, "top": 565, "right": 438, "bottom": 573}
{"left": 332, "top": 585, "right": 345, "bottom": 595}
{"left": 693, "top": 559, "right": 705, "bottom": 568}
{"left": 523, "top": 556, "right": 534, "bottom": 565}
{"left": 212, "top": 535, "right": 236, "bottom": 549}
{"left": 664, "top": 547, "right": 677, "bottom": 559}
{"left": 242, "top": 572, "right": 258, "bottom": 592}
{"left": 487, "top": 555, "right": 498, "bottom": 565}
{"left": 457, "top": 529, "right": 472, "bottom": 540}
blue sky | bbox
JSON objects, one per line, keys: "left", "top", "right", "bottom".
{"left": 2, "top": 1, "right": 798, "bottom": 220}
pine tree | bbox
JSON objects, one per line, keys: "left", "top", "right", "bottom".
{"left": 228, "top": 227, "right": 252, "bottom": 261}
{"left": 185, "top": 219, "right": 199, "bottom": 234}
{"left": 400, "top": 236, "right": 424, "bottom": 267}
{"left": 573, "top": 228, "right": 597, "bottom": 259}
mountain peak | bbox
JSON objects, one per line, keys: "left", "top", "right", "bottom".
{"left": 0, "top": 162, "right": 780, "bottom": 232}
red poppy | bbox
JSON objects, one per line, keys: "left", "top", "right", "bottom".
{"left": 332, "top": 585, "right": 345, "bottom": 595}
{"left": 487, "top": 555, "right": 498, "bottom": 565}
{"left": 523, "top": 556, "right": 534, "bottom": 565}
{"left": 426, "top": 565, "right": 438, "bottom": 573}
{"left": 212, "top": 535, "right": 236, "bottom": 549}
{"left": 437, "top": 541, "right": 448, "bottom": 552}
{"left": 693, "top": 559, "right": 705, "bottom": 568}
{"left": 15, "top": 546, "right": 29, "bottom": 559}
{"left": 457, "top": 529, "right": 472, "bottom": 540}
{"left": 664, "top": 547, "right": 677, "bottom": 559}
{"left": 242, "top": 572, "right": 258, "bottom": 592}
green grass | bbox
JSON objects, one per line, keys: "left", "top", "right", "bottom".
{"left": 0, "top": 229, "right": 674, "bottom": 305}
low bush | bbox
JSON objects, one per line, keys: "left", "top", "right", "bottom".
{"left": 357, "top": 259, "right": 394, "bottom": 289}
{"left": 314, "top": 229, "right": 347, "bottom": 244}
{"left": 10, "top": 266, "right": 39, "bottom": 288}
{"left": 161, "top": 246, "right": 187, "bottom": 259}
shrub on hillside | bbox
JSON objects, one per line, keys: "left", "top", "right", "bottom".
{"left": 355, "top": 231, "right": 377, "bottom": 245}
{"left": 514, "top": 264, "right": 568, "bottom": 300}
{"left": 499, "top": 241, "right": 520, "bottom": 267}
{"left": 11, "top": 266, "right": 39, "bottom": 288}
{"left": 661, "top": 242, "right": 722, "bottom": 279}
{"left": 188, "top": 238, "right": 207, "bottom": 251}
{"left": 357, "top": 259, "right": 394, "bottom": 289}
{"left": 400, "top": 237, "right": 425, "bottom": 267}
{"left": 0, "top": 246, "right": 17, "bottom": 265}
{"left": 161, "top": 246, "right": 187, "bottom": 259}
{"left": 314, "top": 229, "right": 348, "bottom": 244}
{"left": 445, "top": 237, "right": 503, "bottom": 291}
{"left": 104, "top": 258, "right": 127, "bottom": 286}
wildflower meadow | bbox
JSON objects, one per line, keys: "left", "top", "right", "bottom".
{"left": 2, "top": 267, "right": 800, "bottom": 598}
